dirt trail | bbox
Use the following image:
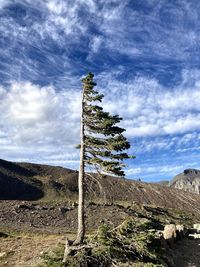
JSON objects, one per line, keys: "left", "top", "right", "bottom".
{"left": 172, "top": 237, "right": 200, "bottom": 267}
{"left": 0, "top": 234, "right": 66, "bottom": 267}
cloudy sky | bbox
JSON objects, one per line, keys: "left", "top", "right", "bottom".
{"left": 0, "top": 0, "right": 200, "bottom": 181}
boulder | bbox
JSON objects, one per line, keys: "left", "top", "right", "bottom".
{"left": 163, "top": 224, "right": 176, "bottom": 246}
{"left": 176, "top": 224, "right": 185, "bottom": 239}
{"left": 193, "top": 223, "right": 200, "bottom": 233}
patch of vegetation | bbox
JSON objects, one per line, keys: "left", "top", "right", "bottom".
{"left": 37, "top": 244, "right": 65, "bottom": 267}
{"left": 38, "top": 218, "right": 166, "bottom": 267}
{"left": 132, "top": 263, "right": 164, "bottom": 267}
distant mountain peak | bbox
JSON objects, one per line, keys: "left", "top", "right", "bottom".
{"left": 169, "top": 168, "right": 200, "bottom": 194}
{"left": 183, "top": 169, "right": 200, "bottom": 175}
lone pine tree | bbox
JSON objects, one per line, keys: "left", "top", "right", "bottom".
{"left": 73, "top": 72, "right": 133, "bottom": 246}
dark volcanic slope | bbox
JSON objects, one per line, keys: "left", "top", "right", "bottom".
{"left": 1, "top": 159, "right": 200, "bottom": 215}
{"left": 0, "top": 159, "right": 44, "bottom": 200}
{"left": 169, "top": 169, "right": 200, "bottom": 194}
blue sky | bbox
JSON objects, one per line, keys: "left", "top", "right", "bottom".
{"left": 0, "top": 0, "right": 200, "bottom": 182}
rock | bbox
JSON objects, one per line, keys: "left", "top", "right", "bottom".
{"left": 0, "top": 232, "right": 8, "bottom": 238}
{"left": 163, "top": 224, "right": 176, "bottom": 247}
{"left": 193, "top": 223, "right": 200, "bottom": 233}
{"left": 176, "top": 224, "right": 185, "bottom": 239}
{"left": 184, "top": 169, "right": 200, "bottom": 175}
{"left": 176, "top": 224, "right": 184, "bottom": 231}
{"left": 192, "top": 233, "right": 200, "bottom": 239}
{"left": 0, "top": 252, "right": 7, "bottom": 258}
{"left": 35, "top": 205, "right": 47, "bottom": 210}
{"left": 17, "top": 204, "right": 35, "bottom": 210}
{"left": 71, "top": 202, "right": 78, "bottom": 208}
{"left": 59, "top": 207, "right": 69, "bottom": 214}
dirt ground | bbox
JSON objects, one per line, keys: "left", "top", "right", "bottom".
{"left": 1, "top": 232, "right": 200, "bottom": 267}
{"left": 172, "top": 236, "right": 200, "bottom": 267}
{"left": 0, "top": 233, "right": 66, "bottom": 267}
{"left": 0, "top": 200, "right": 200, "bottom": 267}
{"left": 0, "top": 200, "right": 133, "bottom": 234}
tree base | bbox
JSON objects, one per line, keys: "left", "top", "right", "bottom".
{"left": 63, "top": 237, "right": 92, "bottom": 263}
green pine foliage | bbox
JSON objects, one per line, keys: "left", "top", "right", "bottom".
{"left": 82, "top": 72, "right": 134, "bottom": 176}
{"left": 38, "top": 218, "right": 165, "bottom": 267}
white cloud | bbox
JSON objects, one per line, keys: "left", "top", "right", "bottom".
{"left": 126, "top": 164, "right": 186, "bottom": 179}
{"left": 41, "top": 0, "right": 87, "bottom": 39}
{"left": 0, "top": 81, "right": 81, "bottom": 146}
{"left": 126, "top": 165, "right": 181, "bottom": 175}
{"left": 163, "top": 115, "right": 200, "bottom": 135}
{"left": 6, "top": 82, "right": 58, "bottom": 124}
{"left": 177, "top": 146, "right": 200, "bottom": 153}
{"left": 126, "top": 125, "right": 160, "bottom": 137}
{"left": 0, "top": 0, "right": 10, "bottom": 9}
{"left": 97, "top": 69, "right": 200, "bottom": 137}
{"left": 130, "top": 132, "right": 200, "bottom": 156}
{"left": 158, "top": 89, "right": 200, "bottom": 112}
{"left": 46, "top": 0, "right": 67, "bottom": 15}
{"left": 90, "top": 36, "right": 103, "bottom": 54}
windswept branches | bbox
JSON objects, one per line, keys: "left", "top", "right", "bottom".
{"left": 81, "top": 72, "right": 133, "bottom": 177}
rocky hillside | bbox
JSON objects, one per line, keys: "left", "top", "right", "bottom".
{"left": 1, "top": 159, "right": 200, "bottom": 216}
{"left": 169, "top": 168, "right": 200, "bottom": 194}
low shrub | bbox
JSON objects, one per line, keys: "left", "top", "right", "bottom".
{"left": 38, "top": 218, "right": 165, "bottom": 267}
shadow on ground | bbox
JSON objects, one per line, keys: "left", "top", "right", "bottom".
{"left": 0, "top": 172, "right": 44, "bottom": 200}
{"left": 172, "top": 237, "right": 200, "bottom": 267}
{"left": 0, "top": 159, "right": 44, "bottom": 200}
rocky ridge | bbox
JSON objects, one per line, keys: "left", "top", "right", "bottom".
{"left": 1, "top": 159, "right": 200, "bottom": 215}
{"left": 169, "top": 168, "right": 200, "bottom": 194}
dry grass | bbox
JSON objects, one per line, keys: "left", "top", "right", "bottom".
{"left": 0, "top": 233, "right": 73, "bottom": 267}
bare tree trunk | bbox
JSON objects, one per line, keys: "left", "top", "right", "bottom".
{"left": 63, "top": 87, "right": 85, "bottom": 264}
{"left": 74, "top": 90, "right": 85, "bottom": 245}
{"left": 63, "top": 238, "right": 72, "bottom": 262}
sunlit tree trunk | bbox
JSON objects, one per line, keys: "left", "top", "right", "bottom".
{"left": 74, "top": 89, "right": 85, "bottom": 245}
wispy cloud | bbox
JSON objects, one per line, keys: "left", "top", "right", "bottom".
{"left": 0, "top": 0, "right": 10, "bottom": 9}
{"left": 97, "top": 69, "right": 200, "bottom": 137}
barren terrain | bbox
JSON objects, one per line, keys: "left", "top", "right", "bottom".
{"left": 1, "top": 159, "right": 200, "bottom": 266}
{"left": 0, "top": 233, "right": 66, "bottom": 267}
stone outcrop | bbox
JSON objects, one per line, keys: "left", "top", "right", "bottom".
{"left": 169, "top": 169, "right": 200, "bottom": 194}
{"left": 162, "top": 223, "right": 199, "bottom": 246}
{"left": 163, "top": 224, "right": 177, "bottom": 246}
{"left": 162, "top": 224, "right": 189, "bottom": 248}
